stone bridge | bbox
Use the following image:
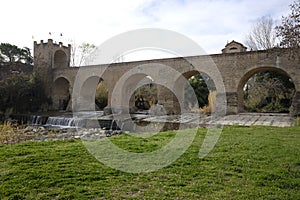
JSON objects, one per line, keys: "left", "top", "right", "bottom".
{"left": 34, "top": 39, "right": 300, "bottom": 116}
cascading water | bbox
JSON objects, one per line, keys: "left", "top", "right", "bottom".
{"left": 45, "top": 116, "right": 86, "bottom": 128}
{"left": 26, "top": 111, "right": 138, "bottom": 130}
{"left": 30, "top": 115, "right": 45, "bottom": 125}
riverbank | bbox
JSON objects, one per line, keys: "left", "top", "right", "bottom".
{"left": 0, "top": 112, "right": 296, "bottom": 144}
{"left": 0, "top": 122, "right": 122, "bottom": 145}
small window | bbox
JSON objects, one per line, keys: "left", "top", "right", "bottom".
{"left": 229, "top": 47, "right": 238, "bottom": 50}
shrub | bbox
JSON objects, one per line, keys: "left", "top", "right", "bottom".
{"left": 0, "top": 121, "right": 18, "bottom": 144}
{"left": 200, "top": 91, "right": 216, "bottom": 114}
{"left": 0, "top": 73, "right": 48, "bottom": 113}
{"left": 189, "top": 91, "right": 216, "bottom": 114}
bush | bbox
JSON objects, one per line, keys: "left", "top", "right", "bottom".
{"left": 189, "top": 91, "right": 216, "bottom": 114}
{"left": 0, "top": 73, "right": 49, "bottom": 113}
{"left": 244, "top": 71, "right": 295, "bottom": 113}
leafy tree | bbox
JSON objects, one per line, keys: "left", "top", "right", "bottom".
{"left": 0, "top": 43, "right": 19, "bottom": 63}
{"left": 0, "top": 73, "right": 48, "bottom": 113}
{"left": 0, "top": 43, "right": 33, "bottom": 64}
{"left": 185, "top": 74, "right": 211, "bottom": 109}
{"left": 245, "top": 16, "right": 276, "bottom": 50}
{"left": 19, "top": 47, "right": 33, "bottom": 64}
{"left": 275, "top": 0, "right": 300, "bottom": 48}
{"left": 244, "top": 71, "right": 295, "bottom": 113}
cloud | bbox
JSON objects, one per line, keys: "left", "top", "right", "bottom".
{"left": 131, "top": 0, "right": 294, "bottom": 53}
{"left": 0, "top": 0, "right": 294, "bottom": 55}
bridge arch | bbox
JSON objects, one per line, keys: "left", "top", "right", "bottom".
{"left": 130, "top": 75, "right": 156, "bottom": 110}
{"left": 77, "top": 76, "right": 108, "bottom": 111}
{"left": 237, "top": 66, "right": 296, "bottom": 114}
{"left": 176, "top": 70, "right": 216, "bottom": 112}
{"left": 110, "top": 67, "right": 181, "bottom": 114}
{"left": 52, "top": 76, "right": 71, "bottom": 110}
{"left": 112, "top": 73, "right": 151, "bottom": 110}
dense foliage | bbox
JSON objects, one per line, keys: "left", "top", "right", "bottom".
{"left": 0, "top": 73, "right": 49, "bottom": 114}
{"left": 244, "top": 71, "right": 295, "bottom": 113}
{"left": 185, "top": 73, "right": 215, "bottom": 109}
{"left": 0, "top": 43, "right": 49, "bottom": 114}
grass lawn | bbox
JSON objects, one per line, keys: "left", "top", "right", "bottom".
{"left": 0, "top": 126, "right": 299, "bottom": 199}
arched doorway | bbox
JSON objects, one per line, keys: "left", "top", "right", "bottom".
{"left": 238, "top": 67, "right": 295, "bottom": 114}
{"left": 53, "top": 77, "right": 71, "bottom": 110}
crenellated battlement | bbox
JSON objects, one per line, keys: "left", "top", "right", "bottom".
{"left": 34, "top": 39, "right": 71, "bottom": 51}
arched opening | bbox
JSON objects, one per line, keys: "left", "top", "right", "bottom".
{"left": 53, "top": 77, "right": 70, "bottom": 110}
{"left": 53, "top": 50, "right": 67, "bottom": 69}
{"left": 156, "top": 84, "right": 180, "bottom": 115}
{"left": 106, "top": 73, "right": 157, "bottom": 115}
{"left": 95, "top": 79, "right": 108, "bottom": 110}
{"left": 129, "top": 76, "right": 157, "bottom": 111}
{"left": 79, "top": 76, "right": 108, "bottom": 111}
{"left": 182, "top": 71, "right": 216, "bottom": 114}
{"left": 238, "top": 68, "right": 295, "bottom": 113}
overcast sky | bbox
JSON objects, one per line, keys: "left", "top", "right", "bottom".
{"left": 1, "top": 0, "right": 294, "bottom": 60}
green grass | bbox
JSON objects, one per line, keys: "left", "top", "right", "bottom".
{"left": 0, "top": 126, "right": 299, "bottom": 199}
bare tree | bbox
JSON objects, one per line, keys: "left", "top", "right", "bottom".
{"left": 78, "top": 43, "right": 97, "bottom": 66}
{"left": 70, "top": 40, "right": 77, "bottom": 67}
{"left": 275, "top": 0, "right": 300, "bottom": 49}
{"left": 245, "top": 16, "right": 277, "bottom": 50}
{"left": 70, "top": 41, "right": 97, "bottom": 67}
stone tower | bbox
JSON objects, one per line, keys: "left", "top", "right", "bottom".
{"left": 33, "top": 39, "right": 71, "bottom": 108}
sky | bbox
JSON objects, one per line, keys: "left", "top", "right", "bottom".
{"left": 0, "top": 0, "right": 294, "bottom": 61}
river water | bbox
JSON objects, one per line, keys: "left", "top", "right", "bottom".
{"left": 9, "top": 111, "right": 150, "bottom": 131}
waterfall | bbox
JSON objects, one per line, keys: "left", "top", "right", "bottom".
{"left": 45, "top": 117, "right": 85, "bottom": 128}
{"left": 31, "top": 115, "right": 45, "bottom": 125}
